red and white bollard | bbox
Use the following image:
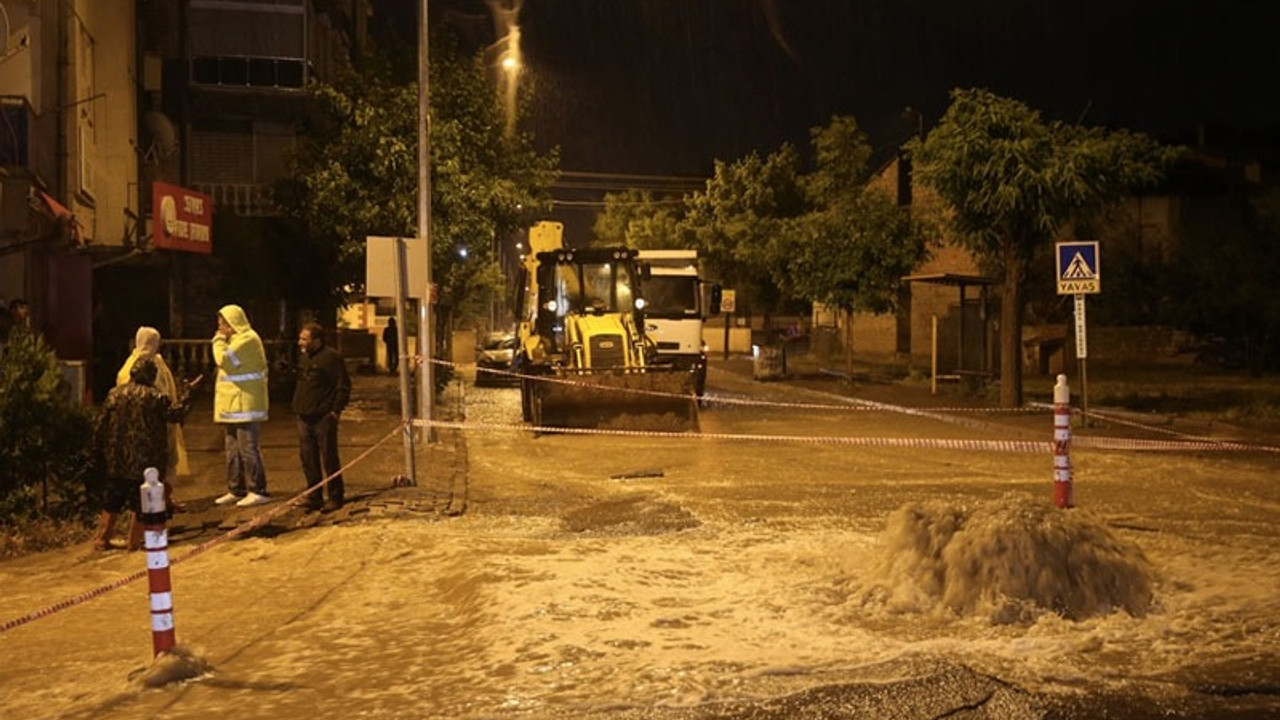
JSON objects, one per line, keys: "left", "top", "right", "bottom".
{"left": 1052, "top": 374, "right": 1075, "bottom": 509}
{"left": 140, "top": 467, "right": 176, "bottom": 656}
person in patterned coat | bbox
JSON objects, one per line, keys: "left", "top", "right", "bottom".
{"left": 92, "top": 357, "right": 191, "bottom": 550}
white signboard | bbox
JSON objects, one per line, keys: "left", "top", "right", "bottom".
{"left": 720, "top": 289, "right": 737, "bottom": 313}
{"left": 1074, "top": 293, "right": 1088, "bottom": 359}
{"left": 366, "top": 236, "right": 428, "bottom": 299}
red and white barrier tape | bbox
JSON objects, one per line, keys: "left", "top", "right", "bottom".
{"left": 1028, "top": 402, "right": 1280, "bottom": 454}
{"left": 416, "top": 418, "right": 1050, "bottom": 453}
{"left": 1073, "top": 435, "right": 1280, "bottom": 453}
{"left": 0, "top": 424, "right": 405, "bottom": 635}
{"left": 417, "top": 416, "right": 1280, "bottom": 454}
{"left": 457, "top": 359, "right": 1044, "bottom": 414}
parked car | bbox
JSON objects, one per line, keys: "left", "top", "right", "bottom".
{"left": 475, "top": 332, "right": 518, "bottom": 386}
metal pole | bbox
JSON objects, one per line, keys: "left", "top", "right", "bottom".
{"left": 1074, "top": 293, "right": 1090, "bottom": 418}
{"left": 418, "top": 0, "right": 436, "bottom": 442}
{"left": 722, "top": 312, "right": 731, "bottom": 360}
{"left": 931, "top": 314, "right": 939, "bottom": 395}
{"left": 395, "top": 238, "right": 417, "bottom": 484}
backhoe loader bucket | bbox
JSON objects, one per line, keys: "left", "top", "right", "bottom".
{"left": 530, "top": 367, "right": 699, "bottom": 432}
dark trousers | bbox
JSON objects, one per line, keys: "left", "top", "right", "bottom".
{"left": 386, "top": 341, "right": 398, "bottom": 373}
{"left": 297, "top": 413, "right": 344, "bottom": 506}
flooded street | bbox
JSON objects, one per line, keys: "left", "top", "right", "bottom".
{"left": 2, "top": 366, "right": 1279, "bottom": 718}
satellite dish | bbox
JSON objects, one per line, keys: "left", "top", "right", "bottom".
{"left": 0, "top": 4, "right": 10, "bottom": 54}
{"left": 0, "top": 4, "right": 33, "bottom": 63}
{"left": 143, "top": 110, "right": 178, "bottom": 162}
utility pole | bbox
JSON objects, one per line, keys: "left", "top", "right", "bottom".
{"left": 418, "top": 0, "right": 435, "bottom": 441}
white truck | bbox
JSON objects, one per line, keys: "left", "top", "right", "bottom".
{"left": 636, "top": 250, "right": 721, "bottom": 396}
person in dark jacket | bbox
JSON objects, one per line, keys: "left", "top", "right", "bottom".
{"left": 93, "top": 357, "right": 191, "bottom": 550}
{"left": 382, "top": 317, "right": 398, "bottom": 374}
{"left": 291, "top": 322, "right": 351, "bottom": 512}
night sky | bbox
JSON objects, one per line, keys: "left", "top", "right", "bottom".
{"left": 384, "top": 1, "right": 1280, "bottom": 178}
{"left": 490, "top": 1, "right": 1279, "bottom": 175}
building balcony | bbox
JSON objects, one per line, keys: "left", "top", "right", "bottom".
{"left": 192, "top": 182, "right": 277, "bottom": 217}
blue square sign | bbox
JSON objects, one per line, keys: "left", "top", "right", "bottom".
{"left": 1056, "top": 241, "right": 1100, "bottom": 294}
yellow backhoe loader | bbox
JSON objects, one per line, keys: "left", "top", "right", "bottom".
{"left": 512, "top": 221, "right": 698, "bottom": 431}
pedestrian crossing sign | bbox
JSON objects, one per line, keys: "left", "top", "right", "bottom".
{"left": 1056, "top": 241, "right": 1100, "bottom": 294}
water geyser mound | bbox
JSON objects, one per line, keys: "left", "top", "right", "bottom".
{"left": 866, "top": 495, "right": 1154, "bottom": 623}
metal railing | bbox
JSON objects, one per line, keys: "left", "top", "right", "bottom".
{"left": 191, "top": 183, "right": 276, "bottom": 217}
{"left": 158, "top": 339, "right": 297, "bottom": 379}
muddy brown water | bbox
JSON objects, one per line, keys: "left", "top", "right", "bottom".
{"left": 1, "top": 365, "right": 1277, "bottom": 719}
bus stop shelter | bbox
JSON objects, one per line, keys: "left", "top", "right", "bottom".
{"left": 902, "top": 272, "right": 997, "bottom": 383}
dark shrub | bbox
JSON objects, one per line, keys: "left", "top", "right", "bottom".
{"left": 0, "top": 332, "right": 95, "bottom": 524}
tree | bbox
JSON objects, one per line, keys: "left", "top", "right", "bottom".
{"left": 594, "top": 116, "right": 930, "bottom": 358}
{"left": 1160, "top": 184, "right": 1280, "bottom": 372}
{"left": 593, "top": 189, "right": 689, "bottom": 250}
{"left": 682, "top": 145, "right": 807, "bottom": 317}
{"left": 275, "top": 32, "right": 558, "bottom": 340}
{"left": 786, "top": 117, "right": 931, "bottom": 377}
{"left": 909, "top": 88, "right": 1177, "bottom": 406}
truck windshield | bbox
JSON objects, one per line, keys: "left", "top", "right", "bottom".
{"left": 643, "top": 276, "right": 699, "bottom": 318}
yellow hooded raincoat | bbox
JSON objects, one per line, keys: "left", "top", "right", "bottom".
{"left": 212, "top": 305, "right": 269, "bottom": 423}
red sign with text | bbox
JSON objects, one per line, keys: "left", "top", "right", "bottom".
{"left": 152, "top": 182, "right": 212, "bottom": 254}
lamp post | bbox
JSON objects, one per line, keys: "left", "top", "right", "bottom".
{"left": 418, "top": 0, "right": 435, "bottom": 441}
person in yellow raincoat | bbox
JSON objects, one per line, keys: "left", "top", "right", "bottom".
{"left": 211, "top": 304, "right": 272, "bottom": 507}
{"left": 116, "top": 326, "right": 191, "bottom": 511}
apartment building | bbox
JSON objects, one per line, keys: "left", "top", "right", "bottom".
{"left": 0, "top": 0, "right": 369, "bottom": 399}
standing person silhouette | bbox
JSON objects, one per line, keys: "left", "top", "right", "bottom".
{"left": 116, "top": 326, "right": 192, "bottom": 511}
{"left": 383, "top": 317, "right": 399, "bottom": 374}
{"left": 93, "top": 357, "right": 191, "bottom": 550}
{"left": 291, "top": 323, "right": 350, "bottom": 512}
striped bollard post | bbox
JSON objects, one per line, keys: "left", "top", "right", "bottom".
{"left": 1053, "top": 374, "right": 1074, "bottom": 509}
{"left": 140, "top": 467, "right": 176, "bottom": 656}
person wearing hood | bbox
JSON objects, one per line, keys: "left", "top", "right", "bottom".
{"left": 93, "top": 357, "right": 192, "bottom": 550}
{"left": 117, "top": 326, "right": 192, "bottom": 510}
{"left": 212, "top": 304, "right": 272, "bottom": 507}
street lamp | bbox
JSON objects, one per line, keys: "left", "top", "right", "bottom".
{"left": 497, "top": 23, "right": 521, "bottom": 138}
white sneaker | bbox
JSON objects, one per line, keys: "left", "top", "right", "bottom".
{"left": 215, "top": 492, "right": 242, "bottom": 505}
{"left": 235, "top": 492, "right": 272, "bottom": 507}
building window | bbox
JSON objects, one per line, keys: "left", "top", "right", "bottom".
{"left": 190, "top": 55, "right": 306, "bottom": 89}
{"left": 188, "top": 0, "right": 307, "bottom": 89}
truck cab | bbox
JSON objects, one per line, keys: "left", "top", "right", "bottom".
{"left": 635, "top": 250, "right": 721, "bottom": 396}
